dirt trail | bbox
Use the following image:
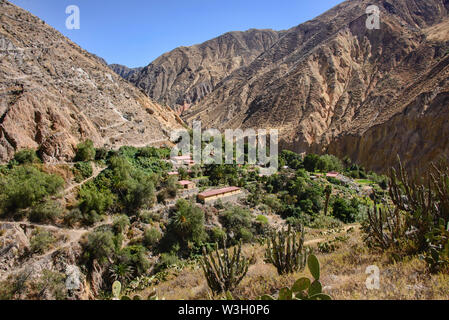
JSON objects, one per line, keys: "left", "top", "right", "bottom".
{"left": 64, "top": 164, "right": 107, "bottom": 195}
{"left": 0, "top": 217, "right": 112, "bottom": 281}
{"left": 304, "top": 225, "right": 356, "bottom": 246}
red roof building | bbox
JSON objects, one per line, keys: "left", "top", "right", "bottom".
{"left": 326, "top": 172, "right": 339, "bottom": 178}
{"left": 198, "top": 187, "right": 241, "bottom": 203}
{"left": 178, "top": 180, "right": 196, "bottom": 190}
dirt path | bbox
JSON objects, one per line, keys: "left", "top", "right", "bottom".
{"left": 64, "top": 164, "right": 107, "bottom": 195}
{"left": 304, "top": 225, "right": 356, "bottom": 246}
{"left": 0, "top": 217, "right": 112, "bottom": 281}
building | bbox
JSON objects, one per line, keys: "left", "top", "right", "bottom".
{"left": 167, "top": 171, "right": 179, "bottom": 176}
{"left": 171, "top": 154, "right": 196, "bottom": 168}
{"left": 326, "top": 172, "right": 340, "bottom": 178}
{"left": 178, "top": 180, "right": 196, "bottom": 190}
{"left": 197, "top": 187, "right": 242, "bottom": 204}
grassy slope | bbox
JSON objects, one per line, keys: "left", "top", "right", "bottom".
{"left": 136, "top": 225, "right": 449, "bottom": 300}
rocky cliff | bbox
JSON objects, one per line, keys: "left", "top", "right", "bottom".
{"left": 117, "top": 29, "right": 284, "bottom": 113}
{"left": 180, "top": 0, "right": 449, "bottom": 171}
{"left": 0, "top": 0, "right": 184, "bottom": 163}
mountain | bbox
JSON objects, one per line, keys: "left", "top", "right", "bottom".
{"left": 0, "top": 0, "right": 184, "bottom": 163}
{"left": 178, "top": 0, "right": 449, "bottom": 171}
{"left": 109, "top": 64, "right": 143, "bottom": 80}
{"left": 116, "top": 29, "right": 284, "bottom": 113}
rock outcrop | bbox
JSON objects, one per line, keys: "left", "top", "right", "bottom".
{"left": 0, "top": 0, "right": 183, "bottom": 163}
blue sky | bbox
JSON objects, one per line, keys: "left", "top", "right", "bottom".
{"left": 10, "top": 0, "right": 343, "bottom": 68}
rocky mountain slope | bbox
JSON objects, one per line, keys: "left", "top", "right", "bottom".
{"left": 0, "top": 0, "right": 184, "bottom": 163}
{"left": 181, "top": 0, "right": 449, "bottom": 172}
{"left": 116, "top": 29, "right": 284, "bottom": 113}
{"left": 109, "top": 64, "right": 142, "bottom": 80}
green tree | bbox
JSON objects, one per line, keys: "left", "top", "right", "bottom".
{"left": 169, "top": 199, "right": 206, "bottom": 246}
{"left": 13, "top": 149, "right": 40, "bottom": 165}
{"left": 303, "top": 154, "right": 320, "bottom": 172}
{"left": 75, "top": 140, "right": 96, "bottom": 162}
{"left": 30, "top": 200, "right": 63, "bottom": 224}
{"left": 332, "top": 197, "right": 358, "bottom": 223}
{"left": 83, "top": 230, "right": 116, "bottom": 266}
{"left": 0, "top": 166, "right": 64, "bottom": 216}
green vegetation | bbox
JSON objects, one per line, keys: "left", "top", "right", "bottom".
{"left": 75, "top": 140, "right": 96, "bottom": 162}
{"left": 73, "top": 161, "right": 93, "bottom": 183}
{"left": 331, "top": 197, "right": 359, "bottom": 224}
{"left": 13, "top": 149, "right": 41, "bottom": 165}
{"left": 162, "top": 199, "right": 206, "bottom": 255}
{"left": 143, "top": 227, "right": 162, "bottom": 248}
{"left": 30, "top": 229, "right": 55, "bottom": 254}
{"left": 0, "top": 165, "right": 64, "bottom": 218}
{"left": 29, "top": 200, "right": 63, "bottom": 224}
{"left": 7, "top": 143, "right": 446, "bottom": 301}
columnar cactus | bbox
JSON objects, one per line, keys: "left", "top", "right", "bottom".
{"left": 265, "top": 225, "right": 308, "bottom": 275}
{"left": 201, "top": 237, "right": 249, "bottom": 294}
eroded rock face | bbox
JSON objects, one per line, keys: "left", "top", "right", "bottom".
{"left": 179, "top": 0, "right": 449, "bottom": 172}
{"left": 0, "top": 0, "right": 183, "bottom": 163}
{"left": 116, "top": 29, "right": 284, "bottom": 112}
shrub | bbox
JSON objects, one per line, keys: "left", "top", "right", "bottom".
{"left": 139, "top": 211, "right": 160, "bottom": 224}
{"left": 309, "top": 214, "right": 343, "bottom": 229}
{"left": 75, "top": 140, "right": 96, "bottom": 162}
{"left": 116, "top": 245, "right": 150, "bottom": 277}
{"left": 220, "top": 206, "right": 253, "bottom": 243}
{"left": 78, "top": 184, "right": 114, "bottom": 217}
{"left": 332, "top": 197, "right": 358, "bottom": 223}
{"left": 0, "top": 166, "right": 64, "bottom": 215}
{"left": 30, "top": 229, "right": 55, "bottom": 254}
{"left": 83, "top": 230, "right": 116, "bottom": 266}
{"left": 168, "top": 199, "right": 206, "bottom": 248}
{"left": 239, "top": 227, "right": 254, "bottom": 243}
{"left": 63, "top": 209, "right": 83, "bottom": 227}
{"left": 29, "top": 200, "right": 63, "bottom": 224}
{"left": 34, "top": 270, "right": 67, "bottom": 300}
{"left": 113, "top": 215, "right": 130, "bottom": 234}
{"left": 143, "top": 227, "right": 162, "bottom": 248}
{"left": 286, "top": 216, "right": 311, "bottom": 231}
{"left": 95, "top": 148, "right": 110, "bottom": 161}
{"left": 13, "top": 149, "right": 40, "bottom": 165}
{"left": 209, "top": 227, "right": 226, "bottom": 243}
{"left": 73, "top": 162, "right": 93, "bottom": 183}
{"left": 256, "top": 215, "right": 269, "bottom": 225}
{"left": 154, "top": 253, "right": 180, "bottom": 273}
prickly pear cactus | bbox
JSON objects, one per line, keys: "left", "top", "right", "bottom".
{"left": 260, "top": 254, "right": 332, "bottom": 300}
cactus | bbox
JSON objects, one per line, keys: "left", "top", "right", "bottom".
{"left": 260, "top": 254, "right": 332, "bottom": 300}
{"left": 265, "top": 225, "right": 308, "bottom": 275}
{"left": 201, "top": 237, "right": 249, "bottom": 294}
{"left": 112, "top": 281, "right": 122, "bottom": 300}
{"left": 112, "top": 280, "right": 162, "bottom": 300}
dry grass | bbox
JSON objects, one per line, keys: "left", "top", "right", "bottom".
{"left": 137, "top": 225, "right": 449, "bottom": 300}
